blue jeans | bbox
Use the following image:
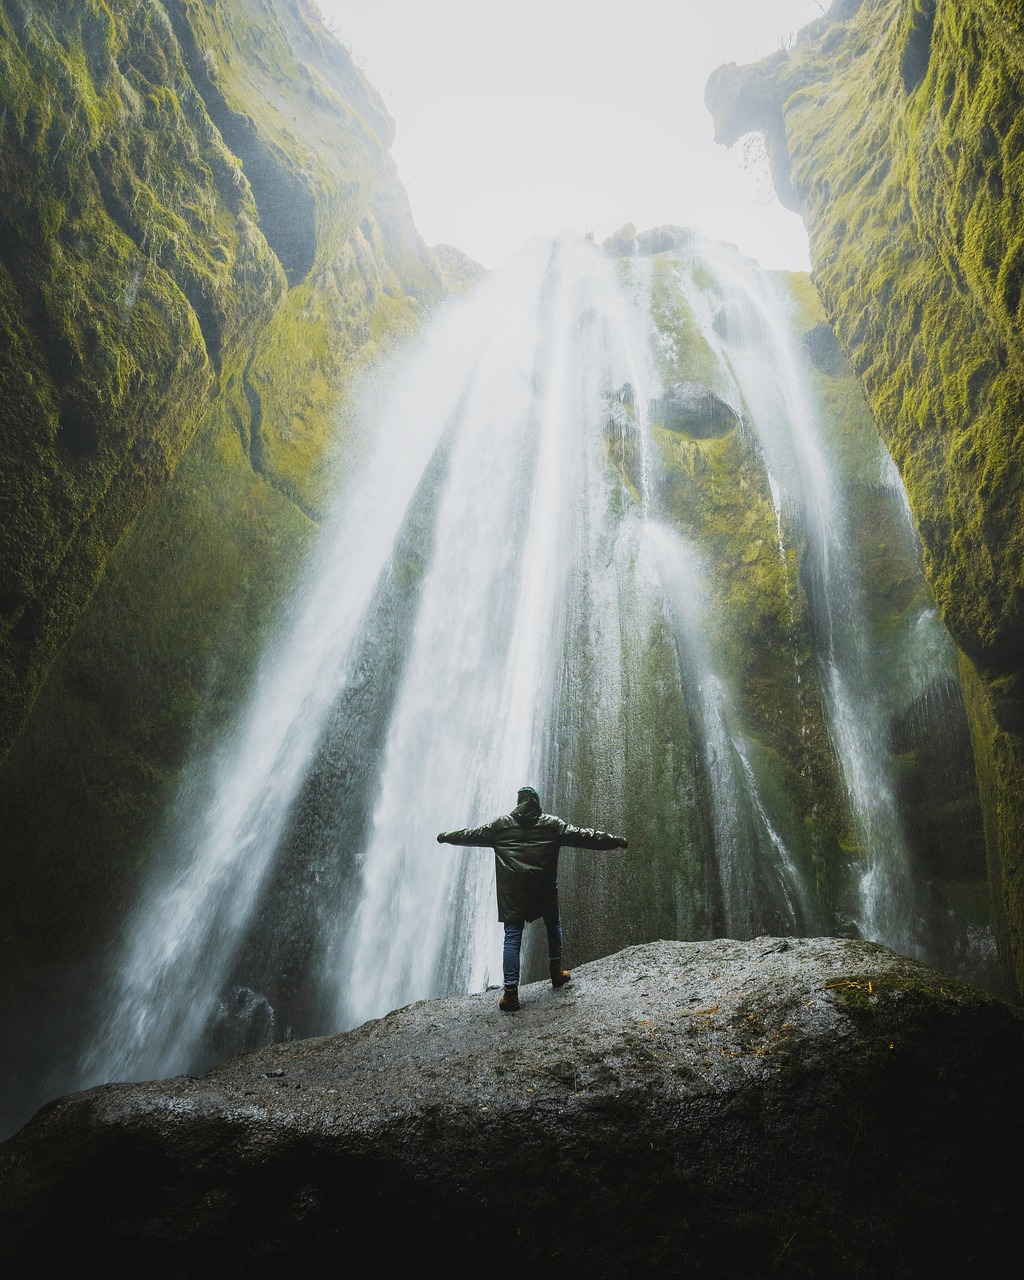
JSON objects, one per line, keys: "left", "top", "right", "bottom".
{"left": 502, "top": 905, "right": 563, "bottom": 989}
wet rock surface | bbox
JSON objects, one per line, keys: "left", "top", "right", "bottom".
{"left": 2, "top": 938, "right": 1022, "bottom": 1276}
{"left": 656, "top": 380, "right": 741, "bottom": 438}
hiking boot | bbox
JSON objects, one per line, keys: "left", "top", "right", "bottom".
{"left": 550, "top": 964, "right": 572, "bottom": 989}
{"left": 499, "top": 986, "right": 520, "bottom": 1013}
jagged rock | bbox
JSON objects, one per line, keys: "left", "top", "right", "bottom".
{"left": 637, "top": 225, "right": 693, "bottom": 256}
{"left": 2, "top": 938, "right": 1021, "bottom": 1276}
{"left": 431, "top": 242, "right": 487, "bottom": 293}
{"left": 601, "top": 222, "right": 637, "bottom": 257}
{"left": 656, "top": 381, "right": 741, "bottom": 438}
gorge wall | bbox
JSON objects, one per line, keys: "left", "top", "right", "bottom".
{"left": 0, "top": 0, "right": 443, "bottom": 1065}
{"left": 707, "top": 0, "right": 1024, "bottom": 997}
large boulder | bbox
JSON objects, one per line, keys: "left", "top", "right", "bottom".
{"left": 2, "top": 938, "right": 1021, "bottom": 1276}
{"left": 601, "top": 222, "right": 638, "bottom": 257}
{"left": 657, "top": 381, "right": 741, "bottom": 438}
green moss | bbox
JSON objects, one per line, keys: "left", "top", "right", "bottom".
{"left": 825, "top": 966, "right": 995, "bottom": 1026}
{"left": 161, "top": 0, "right": 395, "bottom": 278}
{"left": 705, "top": 0, "right": 1024, "bottom": 993}
{"left": 0, "top": 0, "right": 287, "bottom": 758}
{"left": 248, "top": 212, "right": 431, "bottom": 515}
{"left": 649, "top": 255, "right": 721, "bottom": 388}
{"left": 0, "top": 0, "right": 440, "bottom": 984}
{"left": 958, "top": 653, "right": 1024, "bottom": 994}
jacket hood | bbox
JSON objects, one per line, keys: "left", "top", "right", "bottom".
{"left": 513, "top": 789, "right": 542, "bottom": 826}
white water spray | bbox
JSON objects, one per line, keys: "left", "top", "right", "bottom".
{"left": 326, "top": 238, "right": 664, "bottom": 1027}
{"left": 79, "top": 247, "right": 571, "bottom": 1080}
{"left": 675, "top": 236, "right": 927, "bottom": 952}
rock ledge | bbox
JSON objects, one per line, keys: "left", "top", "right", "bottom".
{"left": 2, "top": 938, "right": 1022, "bottom": 1276}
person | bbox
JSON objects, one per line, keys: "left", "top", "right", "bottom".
{"left": 436, "top": 785, "right": 628, "bottom": 1013}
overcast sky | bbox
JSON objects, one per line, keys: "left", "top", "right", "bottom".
{"left": 313, "top": 1, "right": 827, "bottom": 271}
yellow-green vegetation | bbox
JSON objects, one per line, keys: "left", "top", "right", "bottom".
{"left": 958, "top": 653, "right": 1024, "bottom": 994}
{"left": 644, "top": 254, "right": 853, "bottom": 902}
{"left": 821, "top": 963, "right": 1003, "bottom": 1029}
{"left": 0, "top": 0, "right": 440, "bottom": 979}
{"left": 0, "top": 0, "right": 276, "bottom": 754}
{"left": 706, "top": 0, "right": 1024, "bottom": 994}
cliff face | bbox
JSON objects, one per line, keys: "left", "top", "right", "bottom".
{"left": 3, "top": 939, "right": 1021, "bottom": 1276}
{"left": 706, "top": 0, "right": 1024, "bottom": 995}
{"left": 0, "top": 1, "right": 439, "bottom": 1007}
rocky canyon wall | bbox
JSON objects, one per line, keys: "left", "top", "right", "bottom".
{"left": 707, "top": 0, "right": 1024, "bottom": 996}
{"left": 0, "top": 0, "right": 441, "bottom": 1007}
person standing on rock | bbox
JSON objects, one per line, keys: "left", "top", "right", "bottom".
{"left": 437, "top": 786, "right": 628, "bottom": 1013}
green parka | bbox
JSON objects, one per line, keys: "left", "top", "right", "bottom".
{"left": 437, "top": 792, "right": 626, "bottom": 923}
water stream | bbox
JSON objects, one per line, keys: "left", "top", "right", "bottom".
{"left": 674, "top": 238, "right": 929, "bottom": 954}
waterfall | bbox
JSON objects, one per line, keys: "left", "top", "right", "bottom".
{"left": 644, "top": 521, "right": 816, "bottom": 937}
{"left": 78, "top": 236, "right": 691, "bottom": 1080}
{"left": 75, "top": 231, "right": 985, "bottom": 1089}
{"left": 322, "top": 236, "right": 662, "bottom": 1027}
{"left": 672, "top": 236, "right": 959, "bottom": 956}
{"left": 77, "top": 240, "right": 579, "bottom": 1080}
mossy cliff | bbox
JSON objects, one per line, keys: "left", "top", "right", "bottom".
{"left": 0, "top": 0, "right": 441, "bottom": 1042}
{"left": 706, "top": 0, "right": 1024, "bottom": 996}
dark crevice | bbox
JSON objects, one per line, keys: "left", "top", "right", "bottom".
{"left": 240, "top": 356, "right": 319, "bottom": 523}
{"left": 901, "top": 1, "right": 936, "bottom": 94}
{"left": 227, "top": 396, "right": 249, "bottom": 456}
{"left": 56, "top": 402, "right": 100, "bottom": 457}
{"left": 241, "top": 354, "right": 266, "bottom": 479}
{"left": 175, "top": 273, "right": 223, "bottom": 373}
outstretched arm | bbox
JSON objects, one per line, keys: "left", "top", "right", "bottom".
{"left": 437, "top": 820, "right": 503, "bottom": 847}
{"left": 560, "top": 824, "right": 628, "bottom": 850}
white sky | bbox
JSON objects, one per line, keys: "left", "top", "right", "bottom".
{"left": 314, "top": 1, "right": 827, "bottom": 271}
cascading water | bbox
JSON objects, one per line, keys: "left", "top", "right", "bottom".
{"left": 78, "top": 236, "right": 696, "bottom": 1082}
{"left": 672, "top": 236, "right": 962, "bottom": 957}
{"left": 76, "top": 249, "right": 571, "bottom": 1081}
{"left": 75, "top": 229, "right": 991, "bottom": 1090}
{"left": 644, "top": 521, "right": 817, "bottom": 938}
{"left": 322, "top": 237, "right": 663, "bottom": 1027}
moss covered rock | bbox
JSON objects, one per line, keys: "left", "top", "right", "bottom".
{"left": 0, "top": 0, "right": 441, "bottom": 1038}
{"left": 658, "top": 381, "right": 741, "bottom": 438}
{"left": 706, "top": 0, "right": 1024, "bottom": 996}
